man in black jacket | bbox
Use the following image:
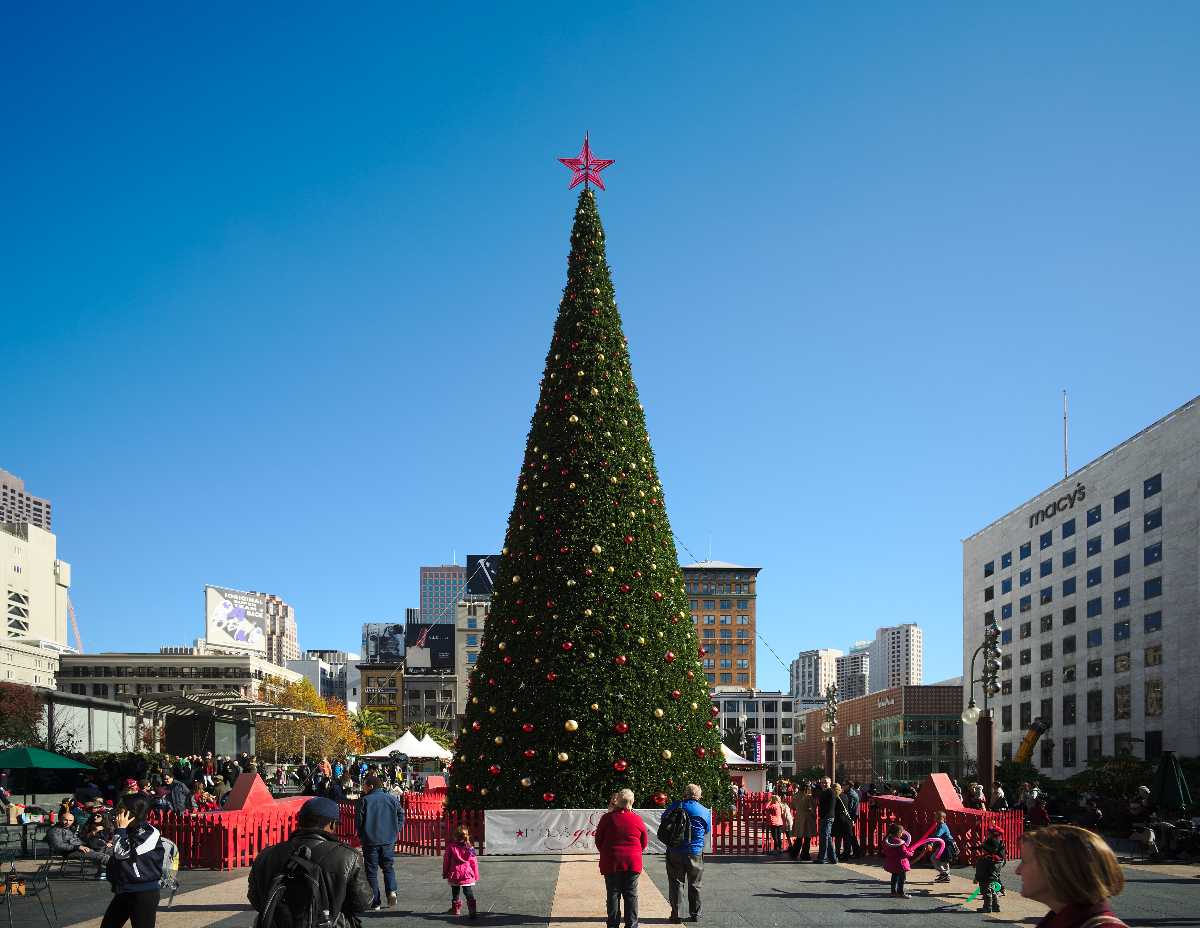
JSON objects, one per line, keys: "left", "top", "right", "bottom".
{"left": 815, "top": 777, "right": 839, "bottom": 864}
{"left": 161, "top": 772, "right": 192, "bottom": 814}
{"left": 248, "top": 797, "right": 373, "bottom": 928}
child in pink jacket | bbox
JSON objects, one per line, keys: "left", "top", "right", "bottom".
{"left": 880, "top": 822, "right": 914, "bottom": 898}
{"left": 442, "top": 825, "right": 480, "bottom": 917}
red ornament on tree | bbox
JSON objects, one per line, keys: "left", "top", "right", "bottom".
{"left": 623, "top": 535, "right": 633, "bottom": 544}
{"left": 664, "top": 651, "right": 676, "bottom": 663}
{"left": 523, "top": 749, "right": 537, "bottom": 759}
{"left": 620, "top": 584, "right": 631, "bottom": 593}
{"left": 465, "top": 784, "right": 474, "bottom": 793}
{"left": 522, "top": 723, "right": 536, "bottom": 733}
{"left": 612, "top": 759, "right": 629, "bottom": 772}
{"left": 543, "top": 792, "right": 556, "bottom": 803}
{"left": 561, "top": 641, "right": 574, "bottom": 651}
{"left": 471, "top": 721, "right": 481, "bottom": 732}
{"left": 652, "top": 591, "right": 663, "bottom": 601}
{"left": 613, "top": 722, "right": 630, "bottom": 734}
{"left": 546, "top": 672, "right": 558, "bottom": 682}
{"left": 613, "top": 655, "right": 627, "bottom": 666}
{"left": 488, "top": 765, "right": 501, "bottom": 776}
{"left": 503, "top": 656, "right": 513, "bottom": 665}
{"left": 695, "top": 747, "right": 707, "bottom": 758}
{"left": 670, "top": 690, "right": 682, "bottom": 700}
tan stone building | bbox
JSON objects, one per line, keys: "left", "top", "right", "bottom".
{"left": 684, "top": 561, "right": 761, "bottom": 689}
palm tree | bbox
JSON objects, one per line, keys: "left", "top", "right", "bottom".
{"left": 350, "top": 709, "right": 394, "bottom": 751}
{"left": 723, "top": 721, "right": 748, "bottom": 756}
{"left": 405, "top": 721, "right": 454, "bottom": 750}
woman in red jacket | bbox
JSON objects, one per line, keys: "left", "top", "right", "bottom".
{"left": 594, "top": 788, "right": 648, "bottom": 928}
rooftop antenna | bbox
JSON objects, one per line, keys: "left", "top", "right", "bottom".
{"left": 1063, "top": 390, "right": 1069, "bottom": 479}
{"left": 452, "top": 548, "right": 456, "bottom": 566}
{"left": 707, "top": 534, "right": 712, "bottom": 563}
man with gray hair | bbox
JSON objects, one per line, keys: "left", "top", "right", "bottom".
{"left": 663, "top": 784, "right": 711, "bottom": 923}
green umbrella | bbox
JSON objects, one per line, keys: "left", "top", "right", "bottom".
{"left": 0, "top": 746, "right": 93, "bottom": 805}
{"left": 1149, "top": 751, "right": 1192, "bottom": 816}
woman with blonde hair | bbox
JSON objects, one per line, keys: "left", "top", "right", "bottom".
{"left": 1016, "top": 824, "right": 1128, "bottom": 928}
{"left": 594, "top": 788, "right": 648, "bottom": 928}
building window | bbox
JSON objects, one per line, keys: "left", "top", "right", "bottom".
{"left": 1001, "top": 678, "right": 1012, "bottom": 695}
{"left": 1087, "top": 536, "right": 1102, "bottom": 557}
{"left": 984, "top": 586, "right": 994, "bottom": 602}
{"left": 984, "top": 609, "right": 995, "bottom": 626}
{"left": 1040, "top": 668, "right": 1053, "bottom": 688}
{"left": 1114, "top": 522, "right": 1131, "bottom": 545}
{"left": 1019, "top": 674, "right": 1032, "bottom": 692}
{"left": 1144, "top": 508, "right": 1162, "bottom": 532}
{"left": 1020, "top": 622, "right": 1032, "bottom": 640}
{"left": 1040, "top": 740, "right": 1054, "bottom": 768}
{"left": 1001, "top": 578, "right": 1012, "bottom": 594}
{"left": 1087, "top": 504, "right": 1101, "bottom": 526}
{"left": 1020, "top": 649, "right": 1031, "bottom": 666}
{"left": 737, "top": 615, "right": 750, "bottom": 625}
{"left": 1144, "top": 473, "right": 1162, "bottom": 498}
{"left": 1063, "top": 605, "right": 1076, "bottom": 625}
{"left": 719, "top": 599, "right": 732, "bottom": 609}
{"left": 1144, "top": 611, "right": 1162, "bottom": 633}
{"left": 1062, "top": 577, "right": 1076, "bottom": 597}
{"left": 1020, "top": 541, "right": 1032, "bottom": 560}
{"left": 1087, "top": 628, "right": 1102, "bottom": 648}
{"left": 1040, "top": 614, "right": 1054, "bottom": 633}
{"left": 1001, "top": 629, "right": 1012, "bottom": 644}
{"left": 1087, "top": 658, "right": 1102, "bottom": 679}
{"left": 1146, "top": 730, "right": 1163, "bottom": 759}
{"left": 1020, "top": 596, "right": 1032, "bottom": 613}
{"left": 1020, "top": 702, "right": 1032, "bottom": 728}
{"left": 1002, "top": 743, "right": 1013, "bottom": 762}
{"left": 1144, "top": 577, "right": 1162, "bottom": 600}
{"left": 1040, "top": 558, "right": 1053, "bottom": 578}
{"left": 1040, "top": 642, "right": 1053, "bottom": 661}
{"left": 1114, "top": 588, "right": 1130, "bottom": 610}
{"left": 1062, "top": 635, "right": 1076, "bottom": 654}
{"left": 1087, "top": 689, "right": 1103, "bottom": 722}
{"left": 1062, "top": 548, "right": 1077, "bottom": 569}
{"left": 1063, "top": 737, "right": 1077, "bottom": 768}
{"left": 720, "top": 615, "right": 732, "bottom": 625}
{"left": 1002, "top": 551, "right": 1012, "bottom": 569}
{"left": 1086, "top": 598, "right": 1102, "bottom": 619}
{"left": 1114, "top": 554, "right": 1130, "bottom": 578}
{"left": 1001, "top": 603, "right": 1013, "bottom": 620}
{"left": 1145, "top": 644, "right": 1162, "bottom": 666}
{"left": 1087, "top": 735, "right": 1103, "bottom": 762}
{"left": 704, "top": 615, "right": 715, "bottom": 624}
{"left": 1087, "top": 566, "right": 1102, "bottom": 588}
{"left": 1062, "top": 518, "right": 1076, "bottom": 539}
{"left": 984, "top": 561, "right": 995, "bottom": 577}
{"left": 1144, "top": 541, "right": 1162, "bottom": 566}
{"left": 1040, "top": 530, "right": 1053, "bottom": 550}
{"left": 1001, "top": 654, "right": 1013, "bottom": 670}
{"left": 1114, "top": 685, "right": 1131, "bottom": 720}
{"left": 1146, "top": 679, "right": 1163, "bottom": 717}
{"left": 1063, "top": 665, "right": 1077, "bottom": 682}
{"left": 1114, "top": 652, "right": 1131, "bottom": 673}
{"left": 1063, "top": 693, "right": 1076, "bottom": 725}
{"left": 1001, "top": 705, "right": 1012, "bottom": 732}
{"left": 737, "top": 599, "right": 748, "bottom": 609}
{"left": 1114, "top": 489, "right": 1130, "bottom": 513}
{"left": 1040, "top": 587, "right": 1053, "bottom": 605}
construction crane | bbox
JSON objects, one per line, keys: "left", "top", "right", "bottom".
{"left": 1014, "top": 717, "right": 1051, "bottom": 764}
{"left": 66, "top": 595, "right": 83, "bottom": 652}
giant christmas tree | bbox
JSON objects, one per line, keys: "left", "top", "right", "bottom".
{"left": 448, "top": 182, "right": 728, "bottom": 810}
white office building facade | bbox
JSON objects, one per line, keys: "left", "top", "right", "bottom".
{"left": 869, "top": 624, "right": 923, "bottom": 692}
{"left": 789, "top": 649, "right": 842, "bottom": 699}
{"left": 962, "top": 396, "right": 1200, "bottom": 777}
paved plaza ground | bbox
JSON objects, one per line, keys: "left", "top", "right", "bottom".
{"left": 7, "top": 854, "right": 1197, "bottom": 928}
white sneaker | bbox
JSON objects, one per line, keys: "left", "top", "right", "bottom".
{"left": 387, "top": 892, "right": 398, "bottom": 908}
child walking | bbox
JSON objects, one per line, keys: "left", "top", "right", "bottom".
{"left": 442, "top": 825, "right": 480, "bottom": 918}
{"left": 974, "top": 826, "right": 1006, "bottom": 913}
{"left": 929, "top": 811, "right": 957, "bottom": 883}
{"left": 881, "top": 822, "right": 914, "bottom": 898}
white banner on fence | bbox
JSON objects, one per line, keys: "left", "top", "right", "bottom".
{"left": 484, "top": 808, "right": 713, "bottom": 856}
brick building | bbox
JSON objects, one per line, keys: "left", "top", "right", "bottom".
{"left": 792, "top": 684, "right": 963, "bottom": 784}
{"left": 684, "top": 561, "right": 761, "bottom": 688}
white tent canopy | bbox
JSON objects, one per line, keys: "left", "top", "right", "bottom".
{"left": 362, "top": 729, "right": 427, "bottom": 760}
{"left": 721, "top": 743, "right": 760, "bottom": 767}
{"left": 418, "top": 733, "right": 454, "bottom": 761}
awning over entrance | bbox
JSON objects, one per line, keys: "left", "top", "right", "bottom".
{"left": 119, "top": 689, "right": 332, "bottom": 721}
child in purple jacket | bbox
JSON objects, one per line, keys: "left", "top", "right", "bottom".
{"left": 880, "top": 822, "right": 915, "bottom": 898}
{"left": 442, "top": 825, "right": 481, "bottom": 917}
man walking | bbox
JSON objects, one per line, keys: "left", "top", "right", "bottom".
{"left": 356, "top": 774, "right": 405, "bottom": 910}
{"left": 664, "top": 784, "right": 711, "bottom": 923}
{"left": 815, "top": 777, "right": 838, "bottom": 864}
{"left": 837, "top": 782, "right": 861, "bottom": 860}
{"left": 248, "top": 797, "right": 373, "bottom": 928}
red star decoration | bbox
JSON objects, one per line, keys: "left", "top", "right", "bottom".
{"left": 559, "top": 133, "right": 615, "bottom": 190}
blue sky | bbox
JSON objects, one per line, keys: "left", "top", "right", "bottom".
{"left": 4, "top": 4, "right": 1198, "bottom": 690}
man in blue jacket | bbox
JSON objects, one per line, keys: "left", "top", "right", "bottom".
{"left": 664, "top": 783, "right": 711, "bottom": 923}
{"left": 355, "top": 775, "right": 405, "bottom": 910}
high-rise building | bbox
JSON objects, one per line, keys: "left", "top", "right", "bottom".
{"left": 290, "top": 650, "right": 361, "bottom": 711}
{"left": 420, "top": 565, "right": 466, "bottom": 625}
{"left": 684, "top": 561, "right": 761, "bottom": 688}
{"left": 0, "top": 469, "right": 53, "bottom": 531}
{"left": 869, "top": 624, "right": 923, "bottom": 692}
{"left": 709, "top": 688, "right": 801, "bottom": 777}
{"left": 1, "top": 521, "right": 72, "bottom": 687}
{"left": 836, "top": 642, "right": 872, "bottom": 699}
{"left": 256, "top": 593, "right": 300, "bottom": 667}
{"left": 963, "top": 394, "right": 1200, "bottom": 776}
{"left": 788, "top": 649, "right": 843, "bottom": 698}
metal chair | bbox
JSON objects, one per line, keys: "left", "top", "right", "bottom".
{"left": 0, "top": 860, "right": 57, "bottom": 928}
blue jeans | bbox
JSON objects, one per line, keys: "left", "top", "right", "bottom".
{"left": 817, "top": 819, "right": 838, "bottom": 863}
{"left": 363, "top": 843, "right": 397, "bottom": 904}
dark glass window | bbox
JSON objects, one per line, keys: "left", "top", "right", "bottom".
{"left": 1087, "top": 566, "right": 1102, "bottom": 588}
{"left": 1040, "top": 614, "right": 1054, "bottom": 633}
{"left": 1001, "top": 603, "right": 1013, "bottom": 620}
{"left": 1144, "top": 508, "right": 1162, "bottom": 532}
{"left": 1040, "top": 530, "right": 1053, "bottom": 550}
{"left": 1087, "top": 536, "right": 1102, "bottom": 557}
{"left": 1001, "top": 705, "right": 1012, "bottom": 732}
{"left": 1020, "top": 595, "right": 1032, "bottom": 613}
{"left": 1146, "top": 731, "right": 1163, "bottom": 759}
{"left": 1002, "top": 679, "right": 1012, "bottom": 696}
{"left": 1001, "top": 577, "right": 1012, "bottom": 594}
{"left": 1144, "top": 473, "right": 1161, "bottom": 498}
{"left": 1087, "top": 628, "right": 1103, "bottom": 648}
{"left": 1063, "top": 605, "right": 1076, "bottom": 625}
{"left": 1040, "top": 558, "right": 1053, "bottom": 578}
{"left": 984, "top": 586, "right": 994, "bottom": 602}
{"left": 1087, "top": 658, "right": 1102, "bottom": 679}
{"left": 1087, "top": 735, "right": 1103, "bottom": 761}
{"left": 1145, "top": 577, "right": 1162, "bottom": 600}
{"left": 1040, "top": 642, "right": 1053, "bottom": 661}
{"left": 1062, "top": 548, "right": 1076, "bottom": 569}
{"left": 1087, "top": 689, "right": 1103, "bottom": 722}
{"left": 1001, "top": 628, "right": 1013, "bottom": 644}
{"left": 1020, "top": 702, "right": 1032, "bottom": 728}
{"left": 1020, "top": 541, "right": 1032, "bottom": 560}
{"left": 1087, "top": 597, "right": 1102, "bottom": 619}
{"left": 1063, "top": 694, "right": 1076, "bottom": 725}
{"left": 1114, "top": 554, "right": 1130, "bottom": 577}
{"left": 1062, "top": 634, "right": 1076, "bottom": 654}
{"left": 1087, "top": 504, "right": 1101, "bottom": 526}
{"left": 1041, "top": 669, "right": 1054, "bottom": 688}
{"left": 984, "top": 609, "right": 995, "bottom": 626}
{"left": 1115, "top": 522, "right": 1131, "bottom": 545}
{"left": 1001, "top": 653, "right": 1012, "bottom": 670}
{"left": 1144, "top": 611, "right": 1162, "bottom": 633}
{"left": 1062, "top": 577, "right": 1076, "bottom": 597}
{"left": 1114, "top": 588, "right": 1131, "bottom": 610}
{"left": 1020, "top": 649, "right": 1031, "bottom": 666}
{"left": 1040, "top": 586, "right": 1053, "bottom": 605}
{"left": 1114, "top": 489, "right": 1130, "bottom": 513}
{"left": 1062, "top": 518, "right": 1076, "bottom": 539}
{"left": 984, "top": 561, "right": 995, "bottom": 577}
{"left": 1020, "top": 622, "right": 1032, "bottom": 639}
{"left": 1063, "top": 665, "right": 1077, "bottom": 682}
{"left": 1020, "top": 674, "right": 1032, "bottom": 690}
{"left": 1001, "top": 551, "right": 1012, "bottom": 569}
{"left": 1020, "top": 568, "right": 1032, "bottom": 587}
{"left": 1144, "top": 542, "right": 1162, "bottom": 566}
{"left": 1114, "top": 620, "right": 1131, "bottom": 641}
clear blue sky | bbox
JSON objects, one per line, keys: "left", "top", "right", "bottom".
{"left": 5, "top": 4, "right": 1199, "bottom": 690}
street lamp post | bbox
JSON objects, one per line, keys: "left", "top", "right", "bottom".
{"left": 821, "top": 683, "right": 839, "bottom": 779}
{"left": 963, "top": 625, "right": 1002, "bottom": 803}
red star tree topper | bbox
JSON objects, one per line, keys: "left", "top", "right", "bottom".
{"left": 558, "top": 133, "right": 615, "bottom": 190}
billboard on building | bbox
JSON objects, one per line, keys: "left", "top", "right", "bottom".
{"left": 465, "top": 554, "right": 502, "bottom": 596}
{"left": 204, "top": 586, "right": 267, "bottom": 654}
{"left": 362, "top": 623, "right": 405, "bottom": 663}
{"left": 404, "top": 622, "right": 455, "bottom": 674}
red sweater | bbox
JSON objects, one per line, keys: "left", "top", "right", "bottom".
{"left": 594, "top": 809, "right": 648, "bottom": 875}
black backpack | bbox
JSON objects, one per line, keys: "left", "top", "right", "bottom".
{"left": 256, "top": 843, "right": 335, "bottom": 928}
{"left": 657, "top": 804, "right": 691, "bottom": 848}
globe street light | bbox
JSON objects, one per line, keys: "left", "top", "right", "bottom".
{"left": 966, "top": 625, "right": 1002, "bottom": 801}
